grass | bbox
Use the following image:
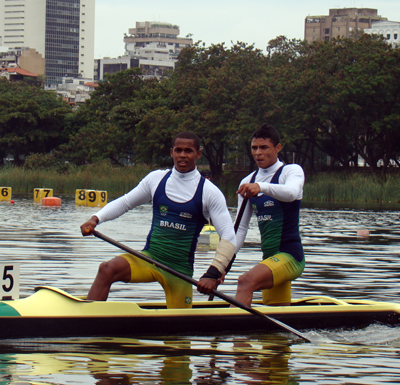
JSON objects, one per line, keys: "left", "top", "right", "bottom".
{"left": 303, "top": 172, "right": 400, "bottom": 204}
{"left": 1, "top": 164, "right": 399, "bottom": 205}
{"left": 0, "top": 163, "right": 151, "bottom": 197}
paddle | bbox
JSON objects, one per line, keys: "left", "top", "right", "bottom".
{"left": 207, "top": 197, "right": 248, "bottom": 301}
{"left": 93, "top": 230, "right": 311, "bottom": 343}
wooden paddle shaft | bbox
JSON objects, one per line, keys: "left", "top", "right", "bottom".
{"left": 93, "top": 230, "right": 311, "bottom": 343}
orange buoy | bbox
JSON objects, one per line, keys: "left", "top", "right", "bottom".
{"left": 357, "top": 229, "right": 370, "bottom": 238}
{"left": 42, "top": 197, "right": 61, "bottom": 206}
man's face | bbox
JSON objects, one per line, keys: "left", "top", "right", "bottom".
{"left": 251, "top": 137, "right": 281, "bottom": 169}
{"left": 170, "top": 138, "right": 202, "bottom": 173}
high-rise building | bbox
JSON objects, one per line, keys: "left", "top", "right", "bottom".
{"left": 122, "top": 21, "right": 192, "bottom": 77}
{"left": 95, "top": 21, "right": 193, "bottom": 81}
{"left": 304, "top": 8, "right": 387, "bottom": 43}
{"left": 0, "top": 0, "right": 95, "bottom": 88}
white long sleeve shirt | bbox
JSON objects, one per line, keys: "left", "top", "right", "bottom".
{"left": 235, "top": 160, "right": 304, "bottom": 253}
{"left": 95, "top": 167, "right": 236, "bottom": 248}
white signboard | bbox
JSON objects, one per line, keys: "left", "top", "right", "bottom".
{"left": 0, "top": 263, "right": 20, "bottom": 300}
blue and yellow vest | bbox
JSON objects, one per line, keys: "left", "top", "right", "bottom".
{"left": 143, "top": 171, "right": 208, "bottom": 276}
{"left": 250, "top": 166, "right": 304, "bottom": 263}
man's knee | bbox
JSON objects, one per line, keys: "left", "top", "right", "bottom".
{"left": 97, "top": 258, "right": 129, "bottom": 283}
{"left": 238, "top": 264, "right": 273, "bottom": 292}
{"left": 237, "top": 272, "right": 255, "bottom": 290}
{"left": 97, "top": 261, "right": 115, "bottom": 279}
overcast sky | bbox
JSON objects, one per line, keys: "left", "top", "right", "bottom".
{"left": 95, "top": 0, "right": 400, "bottom": 59}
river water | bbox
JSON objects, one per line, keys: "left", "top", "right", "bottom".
{"left": 0, "top": 194, "right": 400, "bottom": 384}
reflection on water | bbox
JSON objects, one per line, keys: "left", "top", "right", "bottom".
{"left": 1, "top": 195, "right": 400, "bottom": 384}
{"left": 1, "top": 328, "right": 400, "bottom": 384}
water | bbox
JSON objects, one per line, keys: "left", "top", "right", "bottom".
{"left": 1, "top": 194, "right": 400, "bottom": 384}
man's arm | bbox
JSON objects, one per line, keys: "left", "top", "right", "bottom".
{"left": 79, "top": 170, "right": 166, "bottom": 236}
{"left": 257, "top": 164, "right": 304, "bottom": 202}
{"left": 234, "top": 194, "right": 253, "bottom": 253}
{"left": 197, "top": 183, "right": 236, "bottom": 294}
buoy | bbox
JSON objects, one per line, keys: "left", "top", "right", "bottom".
{"left": 10, "top": 200, "right": 14, "bottom": 204}
{"left": 42, "top": 197, "right": 61, "bottom": 206}
{"left": 357, "top": 229, "right": 370, "bottom": 238}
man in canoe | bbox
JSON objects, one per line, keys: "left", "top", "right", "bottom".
{"left": 80, "top": 131, "right": 236, "bottom": 308}
{"left": 234, "top": 123, "right": 305, "bottom": 306}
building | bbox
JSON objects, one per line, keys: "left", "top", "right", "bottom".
{"left": 0, "top": 62, "right": 37, "bottom": 82}
{"left": 95, "top": 21, "right": 192, "bottom": 80}
{"left": 95, "top": 55, "right": 134, "bottom": 80}
{"left": 365, "top": 21, "right": 400, "bottom": 47}
{"left": 56, "top": 76, "right": 98, "bottom": 107}
{"left": 0, "top": 0, "right": 95, "bottom": 88}
{"left": 305, "top": 8, "right": 387, "bottom": 43}
{"left": 0, "top": 46, "right": 45, "bottom": 77}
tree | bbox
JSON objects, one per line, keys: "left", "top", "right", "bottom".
{"left": 302, "top": 35, "right": 400, "bottom": 175}
{"left": 166, "top": 42, "right": 268, "bottom": 179}
{"left": 0, "top": 78, "right": 71, "bottom": 165}
{"left": 60, "top": 68, "right": 156, "bottom": 165}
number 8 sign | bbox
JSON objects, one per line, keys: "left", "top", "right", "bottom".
{"left": 0, "top": 263, "right": 20, "bottom": 300}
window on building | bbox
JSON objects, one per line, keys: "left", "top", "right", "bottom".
{"left": 387, "top": 34, "right": 391, "bottom": 39}
{"left": 394, "top": 34, "right": 398, "bottom": 39}
{"left": 325, "top": 28, "right": 330, "bottom": 34}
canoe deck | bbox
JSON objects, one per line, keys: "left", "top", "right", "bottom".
{"left": 0, "top": 286, "right": 399, "bottom": 339}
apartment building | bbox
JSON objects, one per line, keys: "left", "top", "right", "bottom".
{"left": 0, "top": 0, "right": 95, "bottom": 88}
{"left": 95, "top": 21, "right": 192, "bottom": 81}
{"left": 305, "top": 8, "right": 387, "bottom": 43}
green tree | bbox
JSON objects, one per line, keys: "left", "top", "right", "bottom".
{"left": 166, "top": 42, "right": 268, "bottom": 179}
{"left": 302, "top": 35, "right": 400, "bottom": 175}
{"left": 253, "top": 35, "right": 400, "bottom": 176}
{"left": 60, "top": 68, "right": 155, "bottom": 165}
{"left": 0, "top": 78, "right": 71, "bottom": 165}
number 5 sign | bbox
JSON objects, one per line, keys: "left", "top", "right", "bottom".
{"left": 0, "top": 263, "right": 20, "bottom": 300}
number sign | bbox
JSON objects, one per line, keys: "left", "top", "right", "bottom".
{"left": 0, "top": 263, "right": 20, "bottom": 300}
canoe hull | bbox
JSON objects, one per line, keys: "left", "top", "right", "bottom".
{"left": 0, "top": 286, "right": 399, "bottom": 339}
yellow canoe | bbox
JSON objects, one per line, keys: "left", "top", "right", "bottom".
{"left": 0, "top": 286, "right": 399, "bottom": 339}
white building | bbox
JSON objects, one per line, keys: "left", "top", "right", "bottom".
{"left": 0, "top": 0, "right": 95, "bottom": 88}
{"left": 96, "top": 21, "right": 192, "bottom": 80}
{"left": 56, "top": 76, "right": 98, "bottom": 106}
{"left": 365, "top": 21, "right": 400, "bottom": 47}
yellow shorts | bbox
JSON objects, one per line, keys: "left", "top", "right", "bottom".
{"left": 120, "top": 252, "right": 193, "bottom": 309}
{"left": 260, "top": 253, "right": 305, "bottom": 305}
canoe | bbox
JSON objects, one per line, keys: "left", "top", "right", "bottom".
{"left": 0, "top": 286, "right": 399, "bottom": 339}
{"left": 198, "top": 224, "right": 219, "bottom": 250}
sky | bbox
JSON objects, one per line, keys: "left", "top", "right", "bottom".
{"left": 95, "top": 0, "right": 400, "bottom": 59}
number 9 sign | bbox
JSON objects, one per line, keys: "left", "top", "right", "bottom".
{"left": 0, "top": 263, "right": 20, "bottom": 300}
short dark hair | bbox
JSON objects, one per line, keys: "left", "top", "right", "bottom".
{"left": 172, "top": 131, "right": 201, "bottom": 150}
{"left": 251, "top": 123, "right": 280, "bottom": 147}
